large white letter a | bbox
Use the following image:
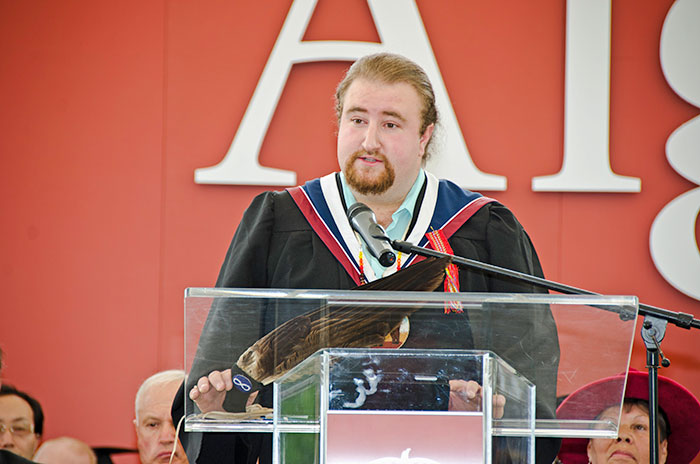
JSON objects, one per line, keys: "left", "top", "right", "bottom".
{"left": 195, "top": 0, "right": 505, "bottom": 190}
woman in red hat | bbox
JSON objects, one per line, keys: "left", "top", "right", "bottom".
{"left": 556, "top": 370, "right": 700, "bottom": 464}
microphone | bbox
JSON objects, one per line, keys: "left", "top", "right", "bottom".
{"left": 347, "top": 202, "right": 397, "bottom": 267}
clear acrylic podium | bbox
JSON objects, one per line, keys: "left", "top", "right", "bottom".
{"left": 184, "top": 288, "right": 639, "bottom": 463}
{"left": 274, "top": 348, "right": 535, "bottom": 464}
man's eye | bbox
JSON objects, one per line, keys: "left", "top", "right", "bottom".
{"left": 147, "top": 422, "right": 160, "bottom": 428}
{"left": 633, "top": 423, "right": 647, "bottom": 431}
{"left": 385, "top": 122, "right": 397, "bottom": 129}
{"left": 6, "top": 424, "right": 32, "bottom": 434}
{"left": 351, "top": 118, "right": 364, "bottom": 125}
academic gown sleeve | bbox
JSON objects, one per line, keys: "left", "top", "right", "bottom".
{"left": 188, "top": 190, "right": 359, "bottom": 399}
{"left": 174, "top": 189, "right": 357, "bottom": 464}
{"left": 172, "top": 192, "right": 278, "bottom": 464}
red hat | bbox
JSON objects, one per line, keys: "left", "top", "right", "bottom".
{"left": 556, "top": 370, "right": 700, "bottom": 464}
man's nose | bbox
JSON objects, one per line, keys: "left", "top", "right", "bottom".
{"left": 361, "top": 122, "right": 381, "bottom": 153}
{"left": 159, "top": 424, "right": 176, "bottom": 443}
{"left": 0, "top": 429, "right": 15, "bottom": 447}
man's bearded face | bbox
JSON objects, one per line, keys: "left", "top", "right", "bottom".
{"left": 344, "top": 150, "right": 396, "bottom": 195}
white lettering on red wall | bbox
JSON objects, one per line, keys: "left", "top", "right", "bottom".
{"left": 532, "top": 0, "right": 641, "bottom": 192}
{"left": 651, "top": 0, "right": 700, "bottom": 301}
{"left": 195, "top": 0, "right": 505, "bottom": 190}
{"left": 194, "top": 0, "right": 700, "bottom": 302}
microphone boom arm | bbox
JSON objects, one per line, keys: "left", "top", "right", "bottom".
{"left": 390, "top": 238, "right": 698, "bottom": 464}
{"left": 390, "top": 240, "right": 700, "bottom": 330}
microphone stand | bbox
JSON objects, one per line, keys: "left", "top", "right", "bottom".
{"left": 391, "top": 239, "right": 700, "bottom": 464}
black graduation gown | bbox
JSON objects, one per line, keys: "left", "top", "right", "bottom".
{"left": 174, "top": 188, "right": 560, "bottom": 464}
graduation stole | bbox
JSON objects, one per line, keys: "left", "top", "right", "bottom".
{"left": 425, "top": 228, "right": 461, "bottom": 312}
{"left": 287, "top": 172, "right": 495, "bottom": 289}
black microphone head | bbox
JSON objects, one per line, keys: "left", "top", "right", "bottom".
{"left": 347, "top": 202, "right": 396, "bottom": 267}
{"left": 347, "top": 202, "right": 372, "bottom": 221}
{"left": 378, "top": 250, "right": 396, "bottom": 267}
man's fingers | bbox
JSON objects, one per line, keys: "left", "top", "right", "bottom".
{"left": 246, "top": 391, "right": 260, "bottom": 408}
{"left": 464, "top": 380, "right": 481, "bottom": 399}
{"left": 221, "top": 369, "right": 234, "bottom": 391}
{"left": 449, "top": 379, "right": 481, "bottom": 400}
{"left": 448, "top": 380, "right": 507, "bottom": 416}
{"left": 191, "top": 370, "right": 235, "bottom": 401}
{"left": 208, "top": 371, "right": 224, "bottom": 391}
{"left": 197, "top": 375, "right": 213, "bottom": 393}
{"left": 493, "top": 393, "right": 506, "bottom": 419}
{"left": 208, "top": 370, "right": 236, "bottom": 392}
{"left": 188, "top": 371, "right": 236, "bottom": 413}
{"left": 494, "top": 394, "right": 506, "bottom": 408}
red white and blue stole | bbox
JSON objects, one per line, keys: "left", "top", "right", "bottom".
{"left": 287, "top": 172, "right": 495, "bottom": 286}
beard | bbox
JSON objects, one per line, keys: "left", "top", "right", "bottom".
{"left": 344, "top": 150, "right": 396, "bottom": 195}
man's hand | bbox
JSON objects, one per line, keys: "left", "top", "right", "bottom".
{"left": 448, "top": 380, "right": 506, "bottom": 418}
{"left": 189, "top": 369, "right": 234, "bottom": 413}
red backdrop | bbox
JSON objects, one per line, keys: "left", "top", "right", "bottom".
{"left": 1, "top": 1, "right": 698, "bottom": 462}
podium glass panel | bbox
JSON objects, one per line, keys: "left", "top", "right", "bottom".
{"left": 273, "top": 349, "right": 535, "bottom": 464}
{"left": 184, "top": 288, "right": 638, "bottom": 446}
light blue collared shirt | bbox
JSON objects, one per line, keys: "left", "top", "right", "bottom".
{"left": 341, "top": 169, "right": 426, "bottom": 278}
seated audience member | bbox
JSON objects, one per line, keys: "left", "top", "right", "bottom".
{"left": 0, "top": 348, "right": 37, "bottom": 464}
{"left": 134, "top": 370, "right": 188, "bottom": 464}
{"left": 0, "top": 385, "right": 43, "bottom": 461}
{"left": 556, "top": 369, "right": 700, "bottom": 464}
{"left": 33, "top": 437, "right": 96, "bottom": 464}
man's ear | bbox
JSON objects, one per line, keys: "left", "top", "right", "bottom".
{"left": 420, "top": 124, "right": 434, "bottom": 148}
{"left": 418, "top": 123, "right": 434, "bottom": 160}
{"left": 659, "top": 439, "right": 668, "bottom": 464}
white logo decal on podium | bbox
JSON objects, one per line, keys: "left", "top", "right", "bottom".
{"left": 194, "top": 0, "right": 504, "bottom": 190}
{"left": 339, "top": 368, "right": 381, "bottom": 408}
{"left": 369, "top": 448, "right": 440, "bottom": 464}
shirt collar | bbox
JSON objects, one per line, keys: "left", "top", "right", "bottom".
{"left": 340, "top": 169, "right": 426, "bottom": 277}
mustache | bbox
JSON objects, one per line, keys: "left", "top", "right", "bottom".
{"left": 351, "top": 150, "right": 387, "bottom": 162}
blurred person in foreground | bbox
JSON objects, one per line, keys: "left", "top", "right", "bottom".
{"left": 0, "top": 348, "right": 37, "bottom": 464}
{"left": 135, "top": 370, "right": 188, "bottom": 464}
{"left": 556, "top": 369, "right": 700, "bottom": 464}
{"left": 33, "top": 437, "right": 96, "bottom": 464}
